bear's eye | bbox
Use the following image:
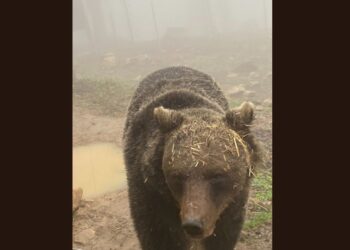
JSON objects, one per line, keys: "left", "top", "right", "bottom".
{"left": 210, "top": 175, "right": 229, "bottom": 185}
{"left": 167, "top": 174, "right": 185, "bottom": 195}
{"left": 209, "top": 174, "right": 231, "bottom": 195}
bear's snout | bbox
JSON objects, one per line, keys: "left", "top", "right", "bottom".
{"left": 182, "top": 219, "right": 204, "bottom": 238}
{"left": 180, "top": 180, "right": 216, "bottom": 239}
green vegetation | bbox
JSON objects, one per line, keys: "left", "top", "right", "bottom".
{"left": 252, "top": 170, "right": 272, "bottom": 202}
{"left": 243, "top": 170, "right": 272, "bottom": 231}
{"left": 244, "top": 211, "right": 272, "bottom": 230}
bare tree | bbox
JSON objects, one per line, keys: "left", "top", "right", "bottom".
{"left": 149, "top": 0, "right": 160, "bottom": 43}
{"left": 121, "top": 0, "right": 134, "bottom": 42}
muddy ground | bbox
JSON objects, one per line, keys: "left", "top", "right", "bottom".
{"left": 73, "top": 189, "right": 271, "bottom": 250}
{"left": 73, "top": 105, "right": 271, "bottom": 250}
{"left": 73, "top": 39, "right": 272, "bottom": 250}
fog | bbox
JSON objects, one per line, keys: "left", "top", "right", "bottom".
{"left": 73, "top": 0, "right": 272, "bottom": 55}
{"left": 73, "top": 1, "right": 272, "bottom": 249}
{"left": 73, "top": 0, "right": 272, "bottom": 117}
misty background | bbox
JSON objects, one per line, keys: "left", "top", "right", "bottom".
{"left": 73, "top": 0, "right": 272, "bottom": 55}
{"left": 73, "top": 1, "right": 272, "bottom": 249}
{"left": 73, "top": 0, "right": 272, "bottom": 113}
{"left": 73, "top": 0, "right": 271, "bottom": 55}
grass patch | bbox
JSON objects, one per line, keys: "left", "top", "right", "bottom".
{"left": 244, "top": 170, "right": 272, "bottom": 231}
{"left": 244, "top": 211, "right": 272, "bottom": 230}
{"left": 73, "top": 76, "right": 136, "bottom": 116}
{"left": 252, "top": 170, "right": 272, "bottom": 202}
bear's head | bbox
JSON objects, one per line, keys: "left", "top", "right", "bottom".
{"left": 154, "top": 102, "right": 259, "bottom": 240}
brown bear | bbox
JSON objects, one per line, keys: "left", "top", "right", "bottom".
{"left": 123, "top": 66, "right": 261, "bottom": 250}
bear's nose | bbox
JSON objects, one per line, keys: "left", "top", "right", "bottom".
{"left": 182, "top": 219, "right": 204, "bottom": 237}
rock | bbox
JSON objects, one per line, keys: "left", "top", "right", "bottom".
{"left": 74, "top": 228, "right": 95, "bottom": 245}
{"left": 73, "top": 188, "right": 83, "bottom": 213}
{"left": 227, "top": 84, "right": 246, "bottom": 96}
{"left": 228, "top": 84, "right": 255, "bottom": 98}
{"left": 243, "top": 90, "right": 255, "bottom": 97}
{"left": 125, "top": 54, "right": 150, "bottom": 65}
{"left": 103, "top": 53, "right": 116, "bottom": 65}
{"left": 262, "top": 98, "right": 272, "bottom": 107}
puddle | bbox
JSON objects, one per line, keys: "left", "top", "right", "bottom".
{"left": 73, "top": 143, "right": 127, "bottom": 198}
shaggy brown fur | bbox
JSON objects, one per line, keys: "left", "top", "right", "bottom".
{"left": 123, "top": 66, "right": 261, "bottom": 250}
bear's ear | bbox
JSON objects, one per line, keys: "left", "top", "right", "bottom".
{"left": 225, "top": 101, "right": 255, "bottom": 129}
{"left": 154, "top": 106, "right": 184, "bottom": 132}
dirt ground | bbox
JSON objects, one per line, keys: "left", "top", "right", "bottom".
{"left": 73, "top": 38, "right": 272, "bottom": 249}
{"left": 73, "top": 105, "right": 272, "bottom": 250}
{"left": 73, "top": 106, "right": 126, "bottom": 148}
{"left": 73, "top": 190, "right": 271, "bottom": 250}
